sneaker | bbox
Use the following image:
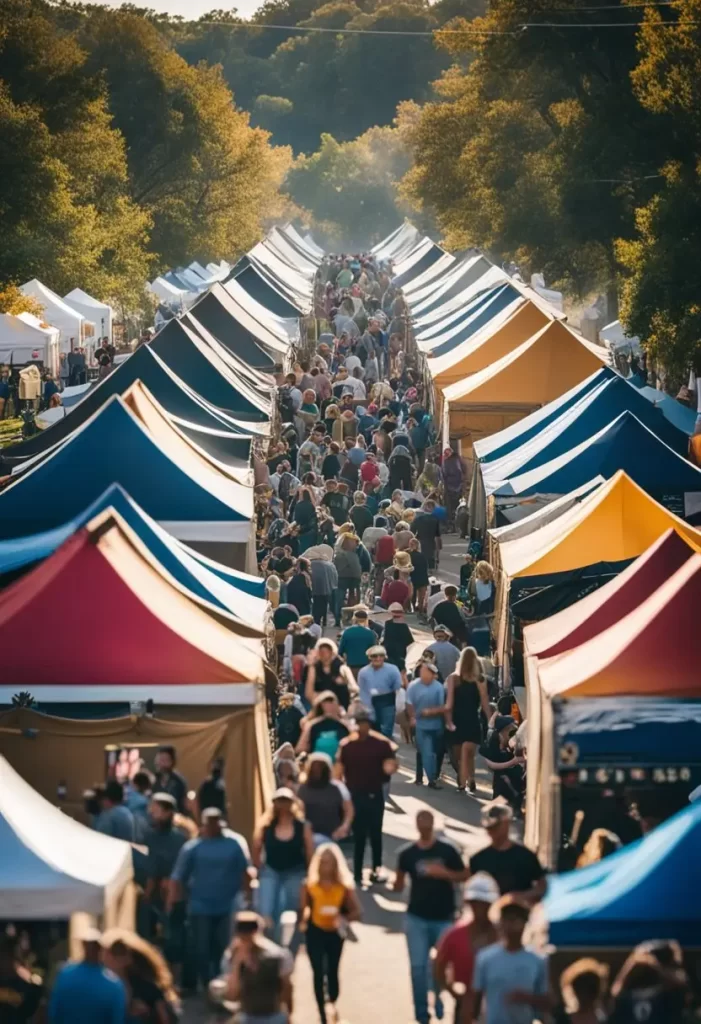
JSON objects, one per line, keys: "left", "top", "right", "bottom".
{"left": 369, "top": 869, "right": 383, "bottom": 884}
{"left": 428, "top": 781, "right": 443, "bottom": 790}
{"left": 413, "top": 777, "right": 424, "bottom": 786}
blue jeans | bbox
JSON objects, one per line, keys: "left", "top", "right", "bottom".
{"left": 189, "top": 911, "right": 232, "bottom": 987}
{"left": 256, "top": 865, "right": 306, "bottom": 955}
{"left": 405, "top": 914, "right": 452, "bottom": 1024}
{"left": 415, "top": 726, "right": 442, "bottom": 784}
{"left": 373, "top": 702, "right": 396, "bottom": 740}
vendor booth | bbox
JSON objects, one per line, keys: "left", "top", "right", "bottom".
{"left": 63, "top": 288, "right": 114, "bottom": 343}
{"left": 442, "top": 321, "right": 606, "bottom": 449}
{"left": 0, "top": 313, "right": 60, "bottom": 375}
{"left": 20, "top": 279, "right": 93, "bottom": 349}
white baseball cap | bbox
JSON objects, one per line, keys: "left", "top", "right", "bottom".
{"left": 464, "top": 872, "right": 501, "bottom": 905}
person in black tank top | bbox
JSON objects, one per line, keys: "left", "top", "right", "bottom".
{"left": 253, "top": 788, "right": 313, "bottom": 956}
{"left": 304, "top": 639, "right": 353, "bottom": 709}
{"left": 445, "top": 647, "right": 491, "bottom": 793}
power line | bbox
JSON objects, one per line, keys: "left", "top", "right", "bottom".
{"left": 189, "top": 17, "right": 697, "bottom": 34}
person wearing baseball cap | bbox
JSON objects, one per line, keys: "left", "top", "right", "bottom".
{"left": 356, "top": 644, "right": 403, "bottom": 739}
{"left": 426, "top": 623, "right": 461, "bottom": 682}
{"left": 338, "top": 702, "right": 398, "bottom": 885}
{"left": 380, "top": 601, "right": 414, "bottom": 681}
{"left": 469, "top": 803, "right": 546, "bottom": 900}
{"left": 434, "top": 873, "right": 500, "bottom": 1022}
{"left": 406, "top": 660, "right": 446, "bottom": 789}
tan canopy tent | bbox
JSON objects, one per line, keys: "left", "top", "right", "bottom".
{"left": 427, "top": 299, "right": 554, "bottom": 395}
{"left": 441, "top": 320, "right": 606, "bottom": 447}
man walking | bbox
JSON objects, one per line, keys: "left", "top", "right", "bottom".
{"left": 339, "top": 609, "right": 376, "bottom": 680}
{"left": 426, "top": 625, "right": 461, "bottom": 681}
{"left": 395, "top": 810, "right": 468, "bottom": 1024}
{"left": 406, "top": 662, "right": 447, "bottom": 789}
{"left": 356, "top": 644, "right": 403, "bottom": 738}
{"left": 170, "top": 807, "right": 251, "bottom": 989}
{"left": 469, "top": 804, "right": 546, "bottom": 900}
{"left": 338, "top": 707, "right": 397, "bottom": 884}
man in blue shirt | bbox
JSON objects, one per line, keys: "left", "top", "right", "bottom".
{"left": 170, "top": 807, "right": 251, "bottom": 988}
{"left": 49, "top": 930, "right": 126, "bottom": 1024}
{"left": 357, "top": 645, "right": 403, "bottom": 738}
{"left": 94, "top": 781, "right": 135, "bottom": 841}
{"left": 406, "top": 663, "right": 446, "bottom": 789}
{"left": 338, "top": 611, "right": 377, "bottom": 678}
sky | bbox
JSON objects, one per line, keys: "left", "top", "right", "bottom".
{"left": 92, "top": 0, "right": 262, "bottom": 20}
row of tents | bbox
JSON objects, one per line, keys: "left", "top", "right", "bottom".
{"left": 0, "top": 224, "right": 325, "bottom": 916}
{"left": 373, "top": 222, "right": 701, "bottom": 957}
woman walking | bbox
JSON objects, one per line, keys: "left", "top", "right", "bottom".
{"left": 252, "top": 789, "right": 314, "bottom": 954}
{"left": 301, "top": 843, "right": 361, "bottom": 1023}
{"left": 444, "top": 647, "right": 491, "bottom": 793}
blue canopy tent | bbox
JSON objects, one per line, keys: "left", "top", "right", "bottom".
{"left": 0, "top": 344, "right": 254, "bottom": 472}
{"left": 483, "top": 375, "right": 690, "bottom": 493}
{"left": 545, "top": 801, "right": 701, "bottom": 946}
{"left": 419, "top": 284, "right": 521, "bottom": 357}
{"left": 476, "top": 371, "right": 693, "bottom": 466}
{"left": 392, "top": 241, "right": 447, "bottom": 290}
{"left": 493, "top": 412, "right": 701, "bottom": 512}
{"left": 229, "top": 263, "right": 305, "bottom": 318}
{"left": 411, "top": 255, "right": 495, "bottom": 317}
{"left": 0, "top": 483, "right": 264, "bottom": 607}
{"left": 188, "top": 285, "right": 276, "bottom": 371}
{"left": 150, "top": 318, "right": 270, "bottom": 421}
{"left": 0, "top": 398, "right": 253, "bottom": 565}
{"left": 636, "top": 385, "right": 697, "bottom": 435}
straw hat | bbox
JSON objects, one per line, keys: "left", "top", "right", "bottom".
{"left": 393, "top": 550, "right": 412, "bottom": 571}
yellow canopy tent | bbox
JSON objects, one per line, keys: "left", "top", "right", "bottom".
{"left": 497, "top": 470, "right": 701, "bottom": 581}
{"left": 427, "top": 299, "right": 554, "bottom": 394}
{"left": 441, "top": 321, "right": 606, "bottom": 446}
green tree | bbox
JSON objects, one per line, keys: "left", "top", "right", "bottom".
{"left": 617, "top": 0, "right": 701, "bottom": 373}
{"left": 286, "top": 108, "right": 425, "bottom": 248}
{"left": 78, "top": 9, "right": 291, "bottom": 268}
{"left": 0, "top": 0, "right": 153, "bottom": 307}
{"left": 403, "top": 0, "right": 662, "bottom": 296}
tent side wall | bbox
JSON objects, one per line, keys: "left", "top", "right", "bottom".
{"left": 0, "top": 704, "right": 264, "bottom": 840}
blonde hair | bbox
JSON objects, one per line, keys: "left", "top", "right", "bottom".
{"left": 474, "top": 560, "right": 494, "bottom": 583}
{"left": 456, "top": 646, "right": 483, "bottom": 683}
{"left": 576, "top": 828, "right": 621, "bottom": 868}
{"left": 307, "top": 842, "right": 355, "bottom": 889}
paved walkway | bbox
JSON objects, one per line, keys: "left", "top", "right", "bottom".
{"left": 184, "top": 529, "right": 498, "bottom": 1023}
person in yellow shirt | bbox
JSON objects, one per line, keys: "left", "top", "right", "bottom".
{"left": 300, "top": 843, "right": 361, "bottom": 1023}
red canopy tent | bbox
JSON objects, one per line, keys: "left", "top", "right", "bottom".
{"left": 524, "top": 528, "right": 701, "bottom": 659}
{"left": 535, "top": 553, "right": 701, "bottom": 699}
{"left": 0, "top": 519, "right": 265, "bottom": 700}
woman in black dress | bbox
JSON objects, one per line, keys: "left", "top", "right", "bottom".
{"left": 444, "top": 647, "right": 491, "bottom": 793}
{"left": 304, "top": 638, "right": 354, "bottom": 709}
{"left": 408, "top": 536, "right": 429, "bottom": 615}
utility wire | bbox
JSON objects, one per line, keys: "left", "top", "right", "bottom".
{"left": 189, "top": 17, "right": 698, "bottom": 33}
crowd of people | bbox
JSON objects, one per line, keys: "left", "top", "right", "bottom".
{"left": 1, "top": 249, "right": 694, "bottom": 1024}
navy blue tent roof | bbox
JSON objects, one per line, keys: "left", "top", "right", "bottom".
{"left": 188, "top": 287, "right": 275, "bottom": 371}
{"left": 545, "top": 800, "right": 701, "bottom": 946}
{"left": 0, "top": 484, "right": 265, "bottom": 605}
{"left": 554, "top": 697, "right": 701, "bottom": 768}
{"left": 424, "top": 284, "right": 522, "bottom": 358}
{"left": 392, "top": 243, "right": 446, "bottom": 289}
{"left": 483, "top": 376, "right": 689, "bottom": 494}
{"left": 494, "top": 411, "right": 701, "bottom": 501}
{"left": 0, "top": 345, "right": 253, "bottom": 471}
{"left": 412, "top": 256, "right": 494, "bottom": 317}
{"left": 474, "top": 368, "right": 616, "bottom": 463}
{"left": 151, "top": 318, "right": 270, "bottom": 421}
{"left": 637, "top": 385, "right": 697, "bottom": 435}
{"left": 231, "top": 264, "right": 304, "bottom": 318}
{"left": 0, "top": 397, "right": 251, "bottom": 540}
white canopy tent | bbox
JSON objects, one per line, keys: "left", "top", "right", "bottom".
{"left": 149, "top": 276, "right": 195, "bottom": 309}
{"left": 0, "top": 756, "right": 133, "bottom": 919}
{"left": 64, "top": 288, "right": 114, "bottom": 343}
{"left": 0, "top": 313, "right": 60, "bottom": 373}
{"left": 21, "top": 279, "right": 94, "bottom": 350}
